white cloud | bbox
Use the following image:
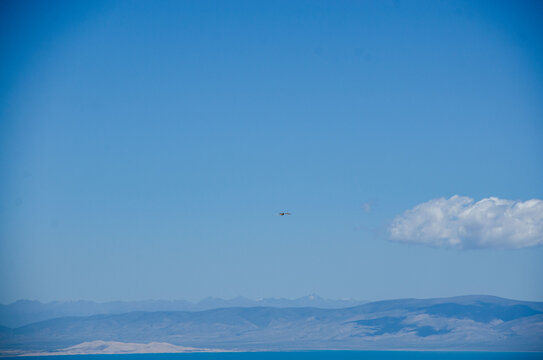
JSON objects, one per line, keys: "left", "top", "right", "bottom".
{"left": 389, "top": 195, "right": 543, "bottom": 249}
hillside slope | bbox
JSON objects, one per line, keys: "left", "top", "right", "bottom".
{"left": 1, "top": 295, "right": 541, "bottom": 353}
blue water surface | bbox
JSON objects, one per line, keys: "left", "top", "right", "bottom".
{"left": 6, "top": 352, "right": 543, "bottom": 360}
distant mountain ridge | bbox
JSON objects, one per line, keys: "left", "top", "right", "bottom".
{"left": 1, "top": 295, "right": 542, "bottom": 353}
{"left": 0, "top": 294, "right": 366, "bottom": 328}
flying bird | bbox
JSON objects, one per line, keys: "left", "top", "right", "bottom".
{"left": 278, "top": 212, "right": 291, "bottom": 216}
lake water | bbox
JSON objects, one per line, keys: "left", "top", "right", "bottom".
{"left": 5, "top": 352, "right": 542, "bottom": 360}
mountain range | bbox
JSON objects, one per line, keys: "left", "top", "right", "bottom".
{"left": 1, "top": 295, "right": 542, "bottom": 354}
{"left": 0, "top": 295, "right": 365, "bottom": 328}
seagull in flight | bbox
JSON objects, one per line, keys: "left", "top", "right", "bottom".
{"left": 278, "top": 212, "right": 291, "bottom": 216}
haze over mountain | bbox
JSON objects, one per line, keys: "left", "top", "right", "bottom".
{"left": 1, "top": 295, "right": 542, "bottom": 354}
{"left": 0, "top": 295, "right": 366, "bottom": 328}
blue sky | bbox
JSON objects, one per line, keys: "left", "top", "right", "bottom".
{"left": 1, "top": 0, "right": 542, "bottom": 303}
